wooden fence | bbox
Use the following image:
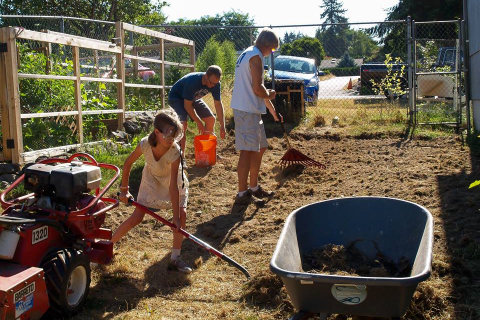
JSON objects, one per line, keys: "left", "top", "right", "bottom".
{"left": 0, "top": 22, "right": 195, "bottom": 164}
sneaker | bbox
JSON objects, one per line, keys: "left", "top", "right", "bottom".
{"left": 250, "top": 185, "right": 275, "bottom": 198}
{"left": 234, "top": 190, "right": 265, "bottom": 207}
{"left": 168, "top": 257, "right": 192, "bottom": 274}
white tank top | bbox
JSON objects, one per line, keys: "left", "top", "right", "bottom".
{"left": 231, "top": 46, "right": 266, "bottom": 114}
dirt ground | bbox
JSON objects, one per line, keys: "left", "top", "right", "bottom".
{"left": 75, "top": 125, "right": 480, "bottom": 320}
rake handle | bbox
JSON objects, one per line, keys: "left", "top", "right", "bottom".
{"left": 278, "top": 113, "right": 292, "bottom": 150}
{"left": 119, "top": 193, "right": 250, "bottom": 279}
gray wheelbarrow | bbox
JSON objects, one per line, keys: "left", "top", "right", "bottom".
{"left": 270, "top": 197, "right": 433, "bottom": 320}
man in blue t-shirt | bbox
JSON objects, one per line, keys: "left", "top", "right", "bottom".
{"left": 168, "top": 65, "right": 226, "bottom": 154}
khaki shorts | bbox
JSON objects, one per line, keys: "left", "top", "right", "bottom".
{"left": 169, "top": 99, "right": 214, "bottom": 122}
{"left": 233, "top": 109, "right": 268, "bottom": 152}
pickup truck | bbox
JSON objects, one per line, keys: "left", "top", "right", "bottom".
{"left": 360, "top": 63, "right": 407, "bottom": 98}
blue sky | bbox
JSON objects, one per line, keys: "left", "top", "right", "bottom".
{"left": 163, "top": 0, "right": 400, "bottom": 26}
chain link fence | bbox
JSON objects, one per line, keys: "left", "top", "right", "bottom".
{"left": 413, "top": 20, "right": 466, "bottom": 128}
{"left": 0, "top": 15, "right": 467, "bottom": 154}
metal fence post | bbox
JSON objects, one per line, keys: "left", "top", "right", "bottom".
{"left": 461, "top": 19, "right": 471, "bottom": 135}
{"left": 407, "top": 16, "right": 414, "bottom": 125}
{"left": 60, "top": 16, "right": 64, "bottom": 33}
{"left": 412, "top": 19, "right": 417, "bottom": 125}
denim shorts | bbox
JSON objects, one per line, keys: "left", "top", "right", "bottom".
{"left": 169, "top": 99, "right": 214, "bottom": 122}
{"left": 233, "top": 109, "right": 268, "bottom": 152}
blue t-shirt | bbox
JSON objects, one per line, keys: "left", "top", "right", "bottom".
{"left": 168, "top": 72, "right": 221, "bottom": 101}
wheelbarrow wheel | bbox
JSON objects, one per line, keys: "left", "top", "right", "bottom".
{"left": 41, "top": 248, "right": 91, "bottom": 316}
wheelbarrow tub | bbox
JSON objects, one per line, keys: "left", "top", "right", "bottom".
{"left": 270, "top": 197, "right": 433, "bottom": 318}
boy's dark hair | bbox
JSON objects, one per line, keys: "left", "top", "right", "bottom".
{"left": 206, "top": 65, "right": 222, "bottom": 78}
{"left": 148, "top": 108, "right": 183, "bottom": 147}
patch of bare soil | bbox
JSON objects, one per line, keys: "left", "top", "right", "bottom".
{"left": 77, "top": 126, "right": 480, "bottom": 320}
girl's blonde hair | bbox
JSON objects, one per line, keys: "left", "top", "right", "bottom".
{"left": 255, "top": 28, "right": 280, "bottom": 50}
{"left": 148, "top": 108, "right": 183, "bottom": 147}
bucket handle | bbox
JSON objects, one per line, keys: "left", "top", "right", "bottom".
{"left": 203, "top": 130, "right": 217, "bottom": 137}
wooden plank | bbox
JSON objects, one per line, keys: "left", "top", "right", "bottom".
{"left": 73, "top": 46, "right": 83, "bottom": 145}
{"left": 21, "top": 111, "right": 79, "bottom": 119}
{"left": 5, "top": 28, "right": 23, "bottom": 164}
{"left": 0, "top": 28, "right": 12, "bottom": 161}
{"left": 80, "top": 76, "right": 122, "bottom": 83}
{"left": 135, "top": 43, "right": 190, "bottom": 51}
{"left": 20, "top": 109, "right": 124, "bottom": 118}
{"left": 125, "top": 83, "right": 165, "bottom": 89}
{"left": 124, "top": 54, "right": 163, "bottom": 64}
{"left": 18, "top": 73, "right": 77, "bottom": 81}
{"left": 132, "top": 48, "right": 138, "bottom": 78}
{"left": 115, "top": 22, "right": 126, "bottom": 128}
{"left": 164, "top": 61, "right": 194, "bottom": 68}
{"left": 14, "top": 28, "right": 122, "bottom": 53}
{"left": 189, "top": 44, "right": 195, "bottom": 72}
{"left": 122, "top": 23, "right": 194, "bottom": 46}
{"left": 46, "top": 30, "right": 117, "bottom": 47}
{"left": 20, "top": 141, "right": 107, "bottom": 164}
{"left": 82, "top": 109, "right": 124, "bottom": 115}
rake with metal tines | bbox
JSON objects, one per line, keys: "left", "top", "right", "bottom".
{"left": 278, "top": 114, "right": 326, "bottom": 169}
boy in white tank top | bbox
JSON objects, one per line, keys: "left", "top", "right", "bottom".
{"left": 231, "top": 28, "right": 282, "bottom": 206}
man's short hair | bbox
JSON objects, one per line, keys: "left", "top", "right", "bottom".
{"left": 255, "top": 28, "right": 280, "bottom": 50}
{"left": 206, "top": 65, "right": 222, "bottom": 78}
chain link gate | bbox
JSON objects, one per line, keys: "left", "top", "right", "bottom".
{"left": 411, "top": 19, "right": 468, "bottom": 131}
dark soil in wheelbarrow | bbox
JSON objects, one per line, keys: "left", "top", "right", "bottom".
{"left": 302, "top": 241, "right": 411, "bottom": 277}
{"left": 79, "top": 126, "right": 480, "bottom": 320}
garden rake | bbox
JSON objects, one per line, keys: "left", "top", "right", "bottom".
{"left": 278, "top": 114, "right": 326, "bottom": 170}
{"left": 119, "top": 194, "right": 251, "bottom": 279}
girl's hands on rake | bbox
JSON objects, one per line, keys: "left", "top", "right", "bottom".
{"left": 119, "top": 190, "right": 133, "bottom": 204}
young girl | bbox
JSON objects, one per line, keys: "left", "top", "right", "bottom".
{"left": 113, "top": 108, "right": 191, "bottom": 273}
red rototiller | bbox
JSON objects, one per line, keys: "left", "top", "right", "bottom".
{"left": 0, "top": 153, "right": 249, "bottom": 320}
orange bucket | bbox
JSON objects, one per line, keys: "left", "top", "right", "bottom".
{"left": 194, "top": 134, "right": 217, "bottom": 167}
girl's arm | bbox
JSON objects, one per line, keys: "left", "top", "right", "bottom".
{"left": 169, "top": 157, "right": 181, "bottom": 229}
{"left": 119, "top": 144, "right": 142, "bottom": 203}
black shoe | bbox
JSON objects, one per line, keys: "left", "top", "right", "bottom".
{"left": 250, "top": 185, "right": 275, "bottom": 198}
{"left": 234, "top": 190, "right": 265, "bottom": 207}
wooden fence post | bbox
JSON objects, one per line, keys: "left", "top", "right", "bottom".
{"left": 0, "top": 28, "right": 12, "bottom": 162}
{"left": 72, "top": 46, "right": 83, "bottom": 145}
{"left": 189, "top": 44, "right": 195, "bottom": 73}
{"left": 116, "top": 21, "right": 125, "bottom": 129}
{"left": 160, "top": 39, "right": 165, "bottom": 108}
{"left": 3, "top": 28, "right": 23, "bottom": 164}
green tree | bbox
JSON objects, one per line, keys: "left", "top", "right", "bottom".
{"left": 0, "top": 0, "right": 168, "bottom": 40}
{"left": 195, "top": 37, "right": 237, "bottom": 78}
{"left": 220, "top": 40, "right": 237, "bottom": 76}
{"left": 0, "top": 0, "right": 168, "bottom": 24}
{"left": 169, "top": 10, "right": 255, "bottom": 56}
{"left": 281, "top": 37, "right": 325, "bottom": 66}
{"left": 283, "top": 31, "right": 305, "bottom": 44}
{"left": 337, "top": 51, "right": 355, "bottom": 68}
{"left": 316, "top": 0, "right": 349, "bottom": 57}
{"left": 370, "top": 0, "right": 462, "bottom": 61}
{"left": 345, "top": 29, "right": 378, "bottom": 60}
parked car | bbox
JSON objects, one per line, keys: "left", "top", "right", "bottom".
{"left": 270, "top": 55, "right": 322, "bottom": 103}
{"left": 101, "top": 58, "right": 155, "bottom": 81}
